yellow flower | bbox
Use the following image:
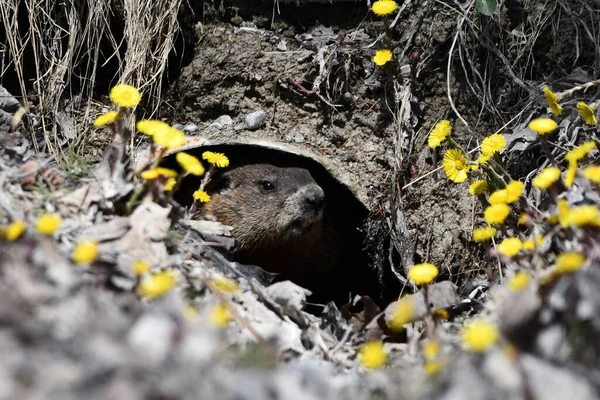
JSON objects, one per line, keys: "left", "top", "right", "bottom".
{"left": 373, "top": 49, "right": 393, "bottom": 66}
{"left": 193, "top": 190, "right": 211, "bottom": 203}
{"left": 109, "top": 84, "right": 141, "bottom": 108}
{"left": 505, "top": 181, "right": 524, "bottom": 203}
{"left": 93, "top": 111, "right": 119, "bottom": 127}
{"left": 133, "top": 260, "right": 151, "bottom": 275}
{"left": 428, "top": 120, "right": 452, "bottom": 148}
{"left": 358, "top": 341, "right": 388, "bottom": 369}
{"left": 543, "top": 87, "right": 563, "bottom": 115}
{"left": 461, "top": 320, "right": 500, "bottom": 352}
{"left": 564, "top": 160, "right": 577, "bottom": 188}
{"left": 529, "top": 118, "right": 557, "bottom": 135}
{"left": 371, "top": 0, "right": 398, "bottom": 16}
{"left": 481, "top": 134, "right": 506, "bottom": 155}
{"left": 431, "top": 308, "right": 449, "bottom": 320}
{"left": 5, "top": 220, "right": 25, "bottom": 241}
{"left": 498, "top": 237, "right": 522, "bottom": 257}
{"left": 565, "top": 141, "right": 596, "bottom": 163}
{"left": 469, "top": 180, "right": 489, "bottom": 195}
{"left": 140, "top": 167, "right": 178, "bottom": 180}
{"left": 137, "top": 119, "right": 171, "bottom": 137}
{"left": 176, "top": 152, "right": 205, "bottom": 176}
{"left": 582, "top": 165, "right": 600, "bottom": 183}
{"left": 484, "top": 203, "right": 510, "bottom": 225}
{"left": 508, "top": 271, "right": 530, "bottom": 291}
{"left": 71, "top": 240, "right": 99, "bottom": 264}
{"left": 577, "top": 102, "right": 597, "bottom": 125}
{"left": 388, "top": 297, "right": 414, "bottom": 331}
{"left": 424, "top": 361, "right": 444, "bottom": 375}
{"left": 518, "top": 213, "right": 530, "bottom": 225}
{"left": 211, "top": 275, "right": 239, "bottom": 293}
{"left": 137, "top": 270, "right": 177, "bottom": 299}
{"left": 472, "top": 226, "right": 496, "bottom": 241}
{"left": 153, "top": 127, "right": 186, "bottom": 149}
{"left": 182, "top": 305, "right": 198, "bottom": 321}
{"left": 532, "top": 167, "right": 561, "bottom": 189}
{"left": 210, "top": 302, "right": 233, "bottom": 328}
{"left": 164, "top": 177, "right": 176, "bottom": 191}
{"left": 423, "top": 340, "right": 440, "bottom": 360}
{"left": 556, "top": 199, "right": 571, "bottom": 227}
{"left": 476, "top": 153, "right": 492, "bottom": 164}
{"left": 563, "top": 204, "right": 599, "bottom": 227}
{"left": 488, "top": 189, "right": 509, "bottom": 204}
{"left": 408, "top": 263, "right": 439, "bottom": 285}
{"left": 443, "top": 149, "right": 469, "bottom": 183}
{"left": 202, "top": 151, "right": 230, "bottom": 168}
{"left": 535, "top": 235, "right": 544, "bottom": 247}
{"left": 522, "top": 239, "right": 534, "bottom": 251}
{"left": 555, "top": 252, "right": 585, "bottom": 274}
{"left": 36, "top": 213, "right": 62, "bottom": 235}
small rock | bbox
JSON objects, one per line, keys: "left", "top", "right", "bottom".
{"left": 209, "top": 115, "right": 233, "bottom": 130}
{"left": 183, "top": 123, "right": 199, "bottom": 134}
{"left": 172, "top": 123, "right": 185, "bottom": 131}
{"left": 277, "top": 39, "right": 287, "bottom": 51}
{"left": 293, "top": 132, "right": 304, "bottom": 143}
{"left": 244, "top": 110, "right": 267, "bottom": 130}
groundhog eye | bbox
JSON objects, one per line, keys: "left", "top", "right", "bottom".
{"left": 260, "top": 180, "right": 275, "bottom": 191}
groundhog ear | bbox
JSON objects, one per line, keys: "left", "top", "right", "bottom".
{"left": 207, "top": 173, "right": 233, "bottom": 192}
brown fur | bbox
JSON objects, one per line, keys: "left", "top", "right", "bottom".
{"left": 203, "top": 163, "right": 360, "bottom": 300}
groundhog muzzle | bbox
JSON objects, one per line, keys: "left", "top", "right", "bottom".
{"left": 202, "top": 163, "right": 379, "bottom": 304}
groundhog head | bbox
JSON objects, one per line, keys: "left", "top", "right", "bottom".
{"left": 203, "top": 163, "right": 326, "bottom": 250}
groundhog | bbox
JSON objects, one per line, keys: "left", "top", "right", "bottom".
{"left": 202, "top": 163, "right": 379, "bottom": 304}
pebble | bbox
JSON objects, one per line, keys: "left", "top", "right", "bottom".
{"left": 172, "top": 123, "right": 185, "bottom": 131}
{"left": 209, "top": 115, "right": 233, "bottom": 130}
{"left": 277, "top": 39, "right": 287, "bottom": 51}
{"left": 236, "top": 110, "right": 266, "bottom": 131}
{"left": 183, "top": 123, "right": 199, "bottom": 133}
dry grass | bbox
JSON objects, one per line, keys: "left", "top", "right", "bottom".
{"left": 0, "top": 0, "right": 182, "bottom": 161}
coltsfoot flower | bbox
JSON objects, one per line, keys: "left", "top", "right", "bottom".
{"left": 71, "top": 240, "right": 99, "bottom": 264}
{"left": 505, "top": 181, "right": 524, "bottom": 203}
{"left": 5, "top": 220, "right": 25, "bottom": 241}
{"left": 193, "top": 190, "right": 211, "bottom": 203}
{"left": 211, "top": 275, "right": 239, "bottom": 293}
{"left": 210, "top": 302, "right": 233, "bottom": 328}
{"left": 529, "top": 118, "right": 557, "bottom": 135}
{"left": 480, "top": 133, "right": 506, "bottom": 155}
{"left": 472, "top": 226, "right": 496, "bottom": 241}
{"left": 137, "top": 119, "right": 171, "bottom": 136}
{"left": 461, "top": 320, "right": 500, "bottom": 352}
{"left": 563, "top": 204, "right": 599, "bottom": 227}
{"left": 565, "top": 141, "right": 596, "bottom": 162}
{"left": 358, "top": 341, "right": 388, "bottom": 369}
{"left": 137, "top": 270, "right": 177, "bottom": 299}
{"left": 133, "top": 260, "right": 151, "bottom": 275}
{"left": 582, "top": 165, "right": 600, "bottom": 183}
{"left": 508, "top": 271, "right": 530, "bottom": 291}
{"left": 428, "top": 120, "right": 451, "bottom": 148}
{"left": 373, "top": 49, "right": 393, "bottom": 66}
{"left": 469, "top": 180, "right": 489, "bottom": 195}
{"left": 488, "top": 189, "right": 509, "bottom": 204}
{"left": 532, "top": 167, "right": 561, "bottom": 189}
{"left": 555, "top": 252, "right": 585, "bottom": 274}
{"left": 36, "top": 213, "right": 62, "bottom": 235}
{"left": 110, "top": 84, "right": 141, "bottom": 108}
{"left": 484, "top": 203, "right": 510, "bottom": 225}
{"left": 576, "top": 102, "right": 597, "bottom": 125}
{"left": 176, "top": 152, "right": 205, "bottom": 176}
{"left": 153, "top": 127, "right": 186, "bottom": 149}
{"left": 93, "top": 111, "right": 119, "bottom": 127}
{"left": 543, "top": 87, "right": 563, "bottom": 116}
{"left": 388, "top": 297, "right": 414, "bottom": 331}
{"left": 498, "top": 237, "right": 522, "bottom": 257}
{"left": 443, "top": 149, "right": 469, "bottom": 183}
{"left": 408, "top": 263, "right": 439, "bottom": 285}
{"left": 141, "top": 167, "right": 178, "bottom": 180}
{"left": 202, "top": 151, "right": 230, "bottom": 168}
{"left": 371, "top": 0, "right": 398, "bottom": 16}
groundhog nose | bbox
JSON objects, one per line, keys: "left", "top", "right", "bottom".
{"left": 304, "top": 186, "right": 325, "bottom": 210}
